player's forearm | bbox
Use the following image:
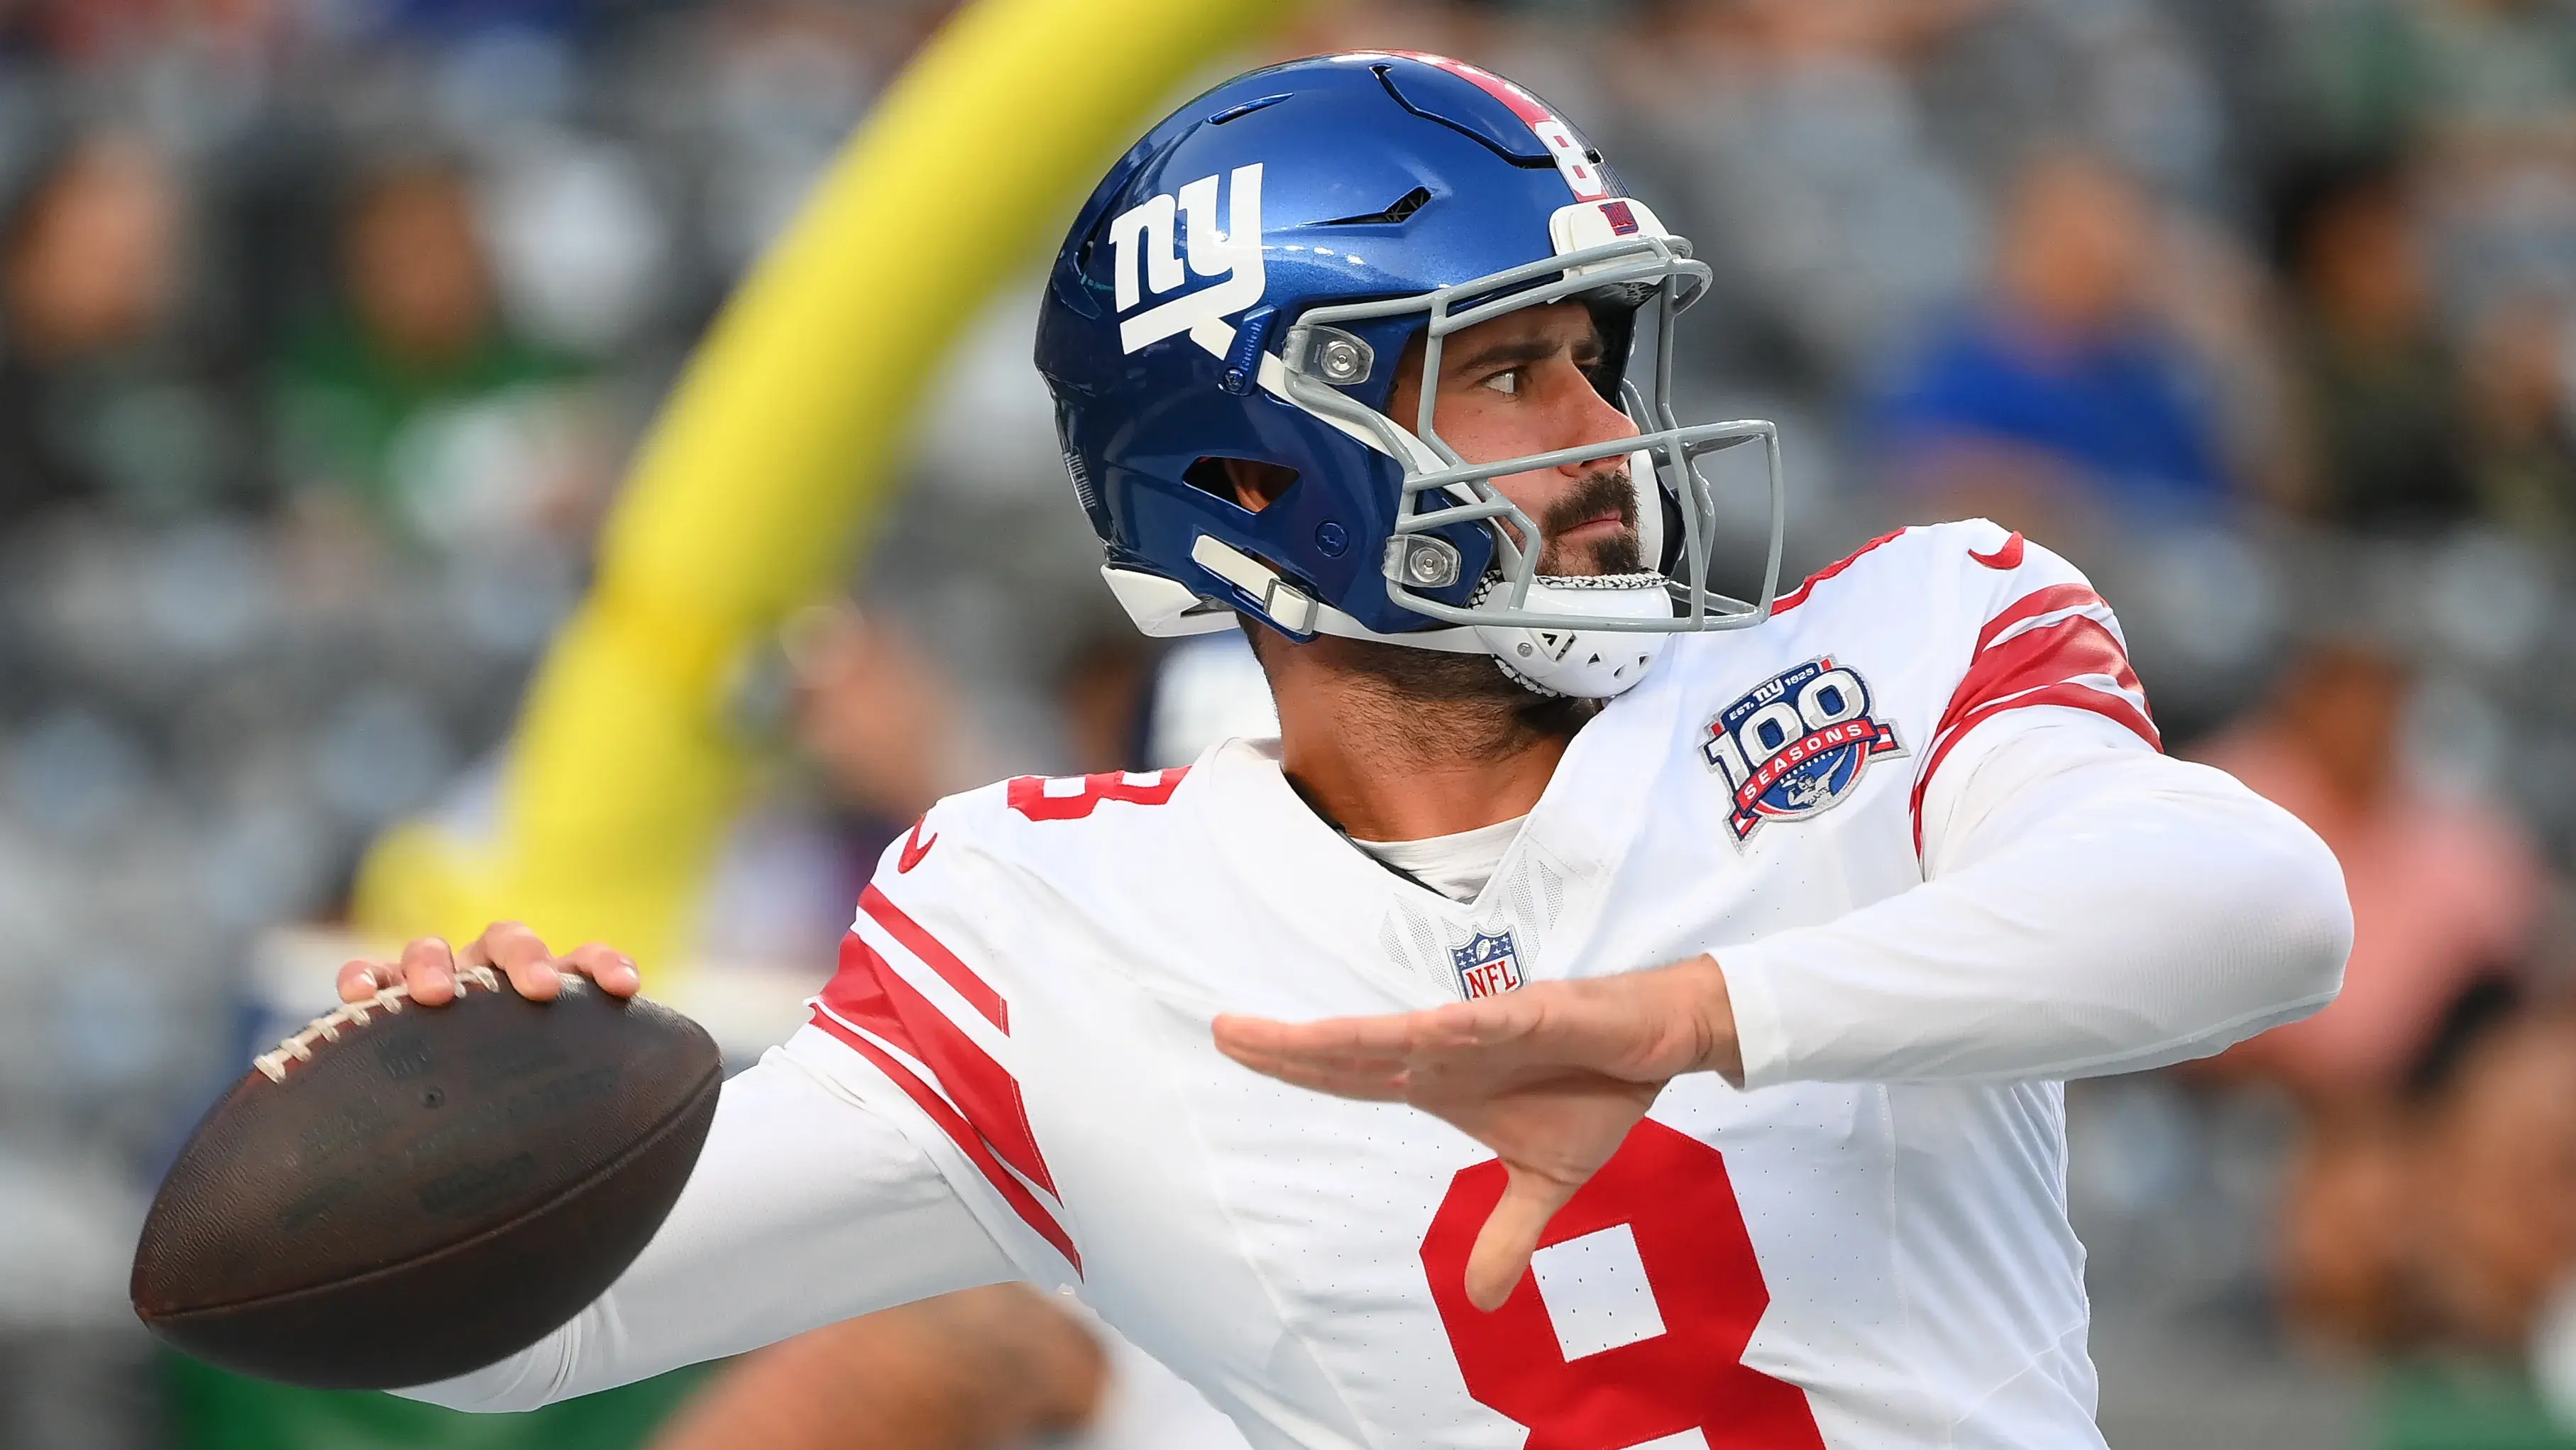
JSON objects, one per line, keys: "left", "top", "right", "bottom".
{"left": 646, "top": 1287, "right": 1106, "bottom": 1450}
{"left": 395, "top": 1049, "right": 1018, "bottom": 1411}
{"left": 1714, "top": 721, "right": 2351, "bottom": 1087}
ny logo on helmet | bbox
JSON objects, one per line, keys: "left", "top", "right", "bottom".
{"left": 1109, "top": 163, "right": 1265, "bottom": 359}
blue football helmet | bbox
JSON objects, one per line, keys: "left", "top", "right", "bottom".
{"left": 1035, "top": 51, "right": 1783, "bottom": 698}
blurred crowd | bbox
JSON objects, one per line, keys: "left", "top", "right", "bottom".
{"left": 6, "top": 1, "right": 2576, "bottom": 1448}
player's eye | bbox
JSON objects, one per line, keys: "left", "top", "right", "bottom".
{"left": 1480, "top": 368, "right": 1523, "bottom": 397}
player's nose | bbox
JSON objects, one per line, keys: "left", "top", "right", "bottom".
{"left": 1553, "top": 370, "right": 1639, "bottom": 478}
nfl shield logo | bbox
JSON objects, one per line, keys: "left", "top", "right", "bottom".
{"left": 1451, "top": 930, "right": 1524, "bottom": 999}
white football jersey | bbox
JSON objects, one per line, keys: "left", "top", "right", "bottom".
{"left": 792, "top": 520, "right": 2160, "bottom": 1450}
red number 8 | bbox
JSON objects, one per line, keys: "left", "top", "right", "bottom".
{"left": 1419, "top": 1120, "right": 1825, "bottom": 1450}
{"left": 1005, "top": 769, "right": 1187, "bottom": 822}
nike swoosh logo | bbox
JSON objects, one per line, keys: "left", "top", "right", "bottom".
{"left": 1969, "top": 532, "right": 2026, "bottom": 570}
{"left": 897, "top": 817, "right": 937, "bottom": 873}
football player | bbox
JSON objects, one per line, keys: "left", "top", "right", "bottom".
{"left": 347, "top": 54, "right": 2350, "bottom": 1449}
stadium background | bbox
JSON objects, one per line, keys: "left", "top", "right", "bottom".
{"left": 5, "top": 0, "right": 2576, "bottom": 1446}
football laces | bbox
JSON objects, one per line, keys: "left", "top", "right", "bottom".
{"left": 252, "top": 966, "right": 504, "bottom": 1083}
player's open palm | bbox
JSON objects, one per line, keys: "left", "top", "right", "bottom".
{"left": 1213, "top": 954, "right": 1736, "bottom": 1312}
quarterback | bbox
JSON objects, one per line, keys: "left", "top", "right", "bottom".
{"left": 353, "top": 55, "right": 2350, "bottom": 1449}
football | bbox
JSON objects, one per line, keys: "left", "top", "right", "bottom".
{"left": 130, "top": 967, "right": 723, "bottom": 1390}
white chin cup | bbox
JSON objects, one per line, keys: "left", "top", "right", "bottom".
{"left": 1473, "top": 574, "right": 1674, "bottom": 699}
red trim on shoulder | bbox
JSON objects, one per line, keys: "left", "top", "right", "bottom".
{"left": 1909, "top": 610, "right": 2161, "bottom": 855}
{"left": 1969, "top": 531, "right": 2027, "bottom": 570}
{"left": 862, "top": 884, "right": 1006, "bottom": 1030}
{"left": 1769, "top": 529, "right": 1907, "bottom": 616}
{"left": 805, "top": 1006, "right": 1081, "bottom": 1273}
{"left": 1973, "top": 583, "right": 2110, "bottom": 654}
{"left": 822, "top": 933, "right": 1058, "bottom": 1196}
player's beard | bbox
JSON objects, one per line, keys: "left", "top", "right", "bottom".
{"left": 1533, "top": 466, "right": 1646, "bottom": 578}
{"left": 1248, "top": 466, "right": 1644, "bottom": 754}
{"left": 1272, "top": 635, "right": 1600, "bottom": 759}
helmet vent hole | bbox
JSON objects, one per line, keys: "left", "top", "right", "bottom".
{"left": 1184, "top": 458, "right": 1298, "bottom": 512}
{"left": 1208, "top": 92, "right": 1293, "bottom": 126}
{"left": 1319, "top": 187, "right": 1432, "bottom": 228}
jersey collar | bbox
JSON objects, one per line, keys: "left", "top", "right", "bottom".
{"left": 1182, "top": 666, "right": 1683, "bottom": 996}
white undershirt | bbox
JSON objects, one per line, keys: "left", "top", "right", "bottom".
{"left": 1347, "top": 815, "right": 1526, "bottom": 902}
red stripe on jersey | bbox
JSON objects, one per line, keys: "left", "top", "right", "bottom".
{"left": 1769, "top": 529, "right": 1905, "bottom": 616}
{"left": 1954, "top": 610, "right": 2150, "bottom": 726}
{"left": 1910, "top": 609, "right": 2160, "bottom": 853}
{"left": 1972, "top": 582, "right": 2110, "bottom": 654}
{"left": 805, "top": 1006, "right": 1081, "bottom": 1273}
{"left": 821, "top": 932, "right": 1057, "bottom": 1196}
{"left": 862, "top": 884, "right": 1006, "bottom": 1030}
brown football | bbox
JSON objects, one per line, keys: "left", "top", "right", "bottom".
{"left": 131, "top": 968, "right": 722, "bottom": 1390}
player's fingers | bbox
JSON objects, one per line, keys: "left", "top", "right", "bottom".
{"left": 1411, "top": 987, "right": 1652, "bottom": 1084}
{"left": 1211, "top": 1016, "right": 1410, "bottom": 1082}
{"left": 1213, "top": 1011, "right": 1431, "bottom": 1064}
{"left": 1209, "top": 1030, "right": 1394, "bottom": 1087}
{"left": 1463, "top": 1165, "right": 1579, "bottom": 1313}
{"left": 559, "top": 941, "right": 642, "bottom": 997}
{"left": 1211, "top": 1019, "right": 1401, "bottom": 1066}
{"left": 1470, "top": 1168, "right": 1581, "bottom": 1308}
{"left": 336, "top": 957, "right": 397, "bottom": 1003}
{"left": 1402, "top": 1004, "right": 1524, "bottom": 1062}
{"left": 1265, "top": 1001, "right": 1546, "bottom": 1097}
{"left": 397, "top": 936, "right": 460, "bottom": 1006}
{"left": 1209, "top": 1013, "right": 1327, "bottom": 1057}
{"left": 465, "top": 921, "right": 566, "bottom": 1000}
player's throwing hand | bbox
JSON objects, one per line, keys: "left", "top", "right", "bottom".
{"left": 1213, "top": 953, "right": 1740, "bottom": 1313}
{"left": 337, "top": 921, "right": 644, "bottom": 1008}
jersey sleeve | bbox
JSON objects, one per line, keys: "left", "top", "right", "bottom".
{"left": 1720, "top": 720, "right": 2350, "bottom": 1086}
{"left": 1906, "top": 523, "right": 2161, "bottom": 857}
{"left": 790, "top": 794, "right": 1086, "bottom": 1285}
{"left": 394, "top": 1047, "right": 1016, "bottom": 1411}
{"left": 1714, "top": 521, "right": 2350, "bottom": 1087}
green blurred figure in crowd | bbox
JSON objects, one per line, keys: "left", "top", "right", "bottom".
{"left": 271, "top": 157, "right": 613, "bottom": 558}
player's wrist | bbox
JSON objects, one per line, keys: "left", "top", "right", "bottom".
{"left": 1675, "top": 954, "right": 1744, "bottom": 1086}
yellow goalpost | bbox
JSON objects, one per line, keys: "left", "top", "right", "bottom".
{"left": 352, "top": 0, "right": 1294, "bottom": 971}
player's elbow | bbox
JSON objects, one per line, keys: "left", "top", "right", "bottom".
{"left": 2278, "top": 816, "right": 2352, "bottom": 1016}
{"left": 2190, "top": 790, "right": 2352, "bottom": 1029}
